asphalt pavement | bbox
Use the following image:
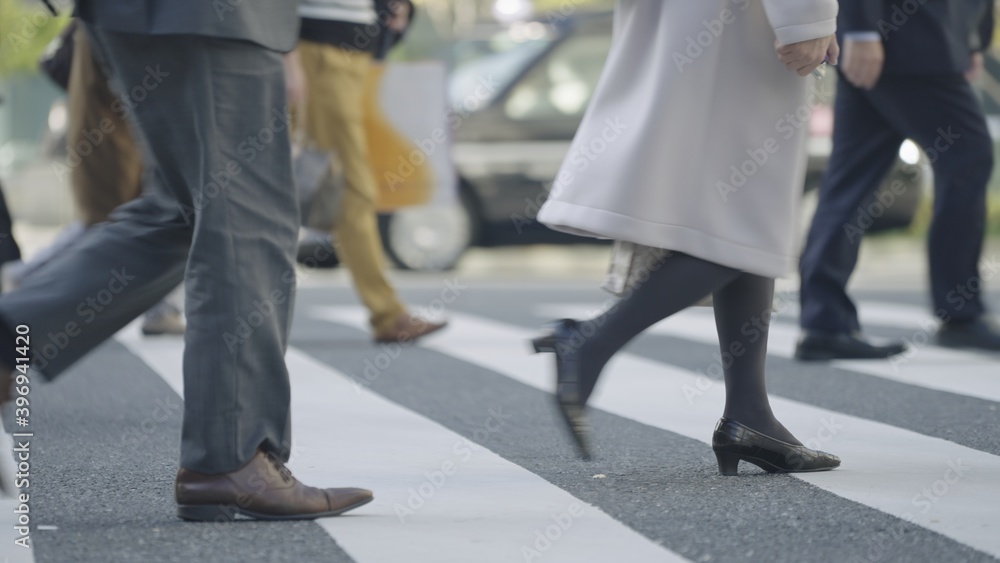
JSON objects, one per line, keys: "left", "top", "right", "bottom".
{"left": 1, "top": 243, "right": 999, "bottom": 563}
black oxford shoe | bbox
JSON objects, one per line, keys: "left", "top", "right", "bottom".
{"left": 794, "top": 331, "right": 907, "bottom": 361}
{"left": 936, "top": 317, "right": 1000, "bottom": 352}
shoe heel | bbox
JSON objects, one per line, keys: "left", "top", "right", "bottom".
{"left": 714, "top": 451, "right": 741, "bottom": 476}
{"left": 531, "top": 335, "right": 556, "bottom": 354}
{"left": 177, "top": 504, "right": 240, "bottom": 522}
{"left": 557, "top": 401, "right": 592, "bottom": 460}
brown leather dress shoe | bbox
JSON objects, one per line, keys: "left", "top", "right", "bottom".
{"left": 175, "top": 450, "right": 372, "bottom": 521}
{"left": 0, "top": 367, "right": 11, "bottom": 405}
{"left": 374, "top": 312, "right": 448, "bottom": 343}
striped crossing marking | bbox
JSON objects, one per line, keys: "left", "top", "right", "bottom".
{"left": 539, "top": 303, "right": 1000, "bottom": 404}
{"left": 115, "top": 322, "right": 688, "bottom": 563}
{"left": 312, "top": 306, "right": 1000, "bottom": 559}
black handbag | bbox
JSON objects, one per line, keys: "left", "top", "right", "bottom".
{"left": 38, "top": 19, "right": 78, "bottom": 91}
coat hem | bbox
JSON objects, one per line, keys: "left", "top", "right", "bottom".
{"left": 538, "top": 200, "right": 793, "bottom": 279}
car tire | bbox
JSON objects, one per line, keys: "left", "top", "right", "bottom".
{"left": 379, "top": 188, "right": 480, "bottom": 271}
{"left": 867, "top": 158, "right": 930, "bottom": 233}
{"left": 296, "top": 229, "right": 340, "bottom": 269}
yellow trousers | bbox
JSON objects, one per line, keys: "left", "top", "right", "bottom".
{"left": 299, "top": 41, "right": 405, "bottom": 333}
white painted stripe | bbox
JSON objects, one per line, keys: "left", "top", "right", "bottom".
{"left": 115, "top": 322, "right": 687, "bottom": 563}
{"left": 313, "top": 306, "right": 1000, "bottom": 559}
{"left": 540, "top": 304, "right": 1000, "bottom": 404}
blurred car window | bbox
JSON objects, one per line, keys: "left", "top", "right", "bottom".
{"left": 448, "top": 33, "right": 554, "bottom": 110}
{"left": 504, "top": 31, "right": 613, "bottom": 121}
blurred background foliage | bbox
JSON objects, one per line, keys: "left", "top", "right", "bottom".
{"left": 0, "top": 0, "right": 71, "bottom": 76}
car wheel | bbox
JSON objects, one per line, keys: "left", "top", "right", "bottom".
{"left": 296, "top": 229, "right": 340, "bottom": 269}
{"left": 379, "top": 189, "right": 479, "bottom": 271}
{"left": 868, "top": 143, "right": 931, "bottom": 233}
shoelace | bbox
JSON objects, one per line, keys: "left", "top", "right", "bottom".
{"left": 265, "top": 453, "right": 294, "bottom": 484}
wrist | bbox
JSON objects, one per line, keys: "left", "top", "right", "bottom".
{"left": 843, "top": 31, "right": 882, "bottom": 43}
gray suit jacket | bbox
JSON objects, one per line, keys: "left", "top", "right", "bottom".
{"left": 77, "top": 0, "right": 299, "bottom": 52}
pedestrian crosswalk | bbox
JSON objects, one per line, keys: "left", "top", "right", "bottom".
{"left": 2, "top": 292, "right": 999, "bottom": 562}
{"left": 316, "top": 305, "right": 1000, "bottom": 560}
{"left": 115, "top": 323, "right": 685, "bottom": 563}
{"left": 538, "top": 302, "right": 1000, "bottom": 403}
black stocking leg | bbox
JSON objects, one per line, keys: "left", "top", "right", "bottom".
{"left": 575, "top": 253, "right": 742, "bottom": 403}
{"left": 713, "top": 273, "right": 801, "bottom": 445}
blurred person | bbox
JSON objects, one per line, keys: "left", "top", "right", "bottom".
{"left": 0, "top": 97, "right": 23, "bottom": 291}
{"left": 0, "top": 1, "right": 372, "bottom": 518}
{"left": 0, "top": 98, "right": 20, "bottom": 500}
{"left": 0, "top": 98, "right": 21, "bottom": 283}
{"left": 294, "top": 0, "right": 447, "bottom": 343}
{"left": 532, "top": 0, "right": 843, "bottom": 475}
{"left": 8, "top": 23, "right": 185, "bottom": 336}
{"left": 797, "top": 0, "right": 1000, "bottom": 360}
{"left": 0, "top": 181, "right": 22, "bottom": 291}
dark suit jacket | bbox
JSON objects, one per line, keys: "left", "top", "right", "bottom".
{"left": 838, "top": 0, "right": 994, "bottom": 74}
{"left": 76, "top": 0, "right": 299, "bottom": 52}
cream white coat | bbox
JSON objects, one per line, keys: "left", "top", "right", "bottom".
{"left": 538, "top": 0, "right": 838, "bottom": 278}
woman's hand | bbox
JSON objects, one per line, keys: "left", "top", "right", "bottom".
{"left": 387, "top": 0, "right": 412, "bottom": 32}
{"left": 775, "top": 34, "right": 839, "bottom": 77}
{"left": 840, "top": 39, "right": 884, "bottom": 89}
{"left": 283, "top": 50, "right": 307, "bottom": 109}
{"left": 967, "top": 51, "right": 985, "bottom": 82}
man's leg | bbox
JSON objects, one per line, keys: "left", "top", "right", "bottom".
{"left": 868, "top": 75, "right": 992, "bottom": 321}
{"left": 67, "top": 26, "right": 185, "bottom": 337}
{"left": 865, "top": 73, "right": 999, "bottom": 348}
{"left": 0, "top": 28, "right": 374, "bottom": 518}
{"left": 298, "top": 42, "right": 407, "bottom": 334}
{"left": 85, "top": 29, "right": 303, "bottom": 474}
{"left": 799, "top": 75, "right": 905, "bottom": 335}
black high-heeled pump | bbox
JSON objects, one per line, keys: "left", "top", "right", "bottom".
{"left": 712, "top": 418, "right": 841, "bottom": 476}
{"left": 531, "top": 319, "right": 593, "bottom": 460}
